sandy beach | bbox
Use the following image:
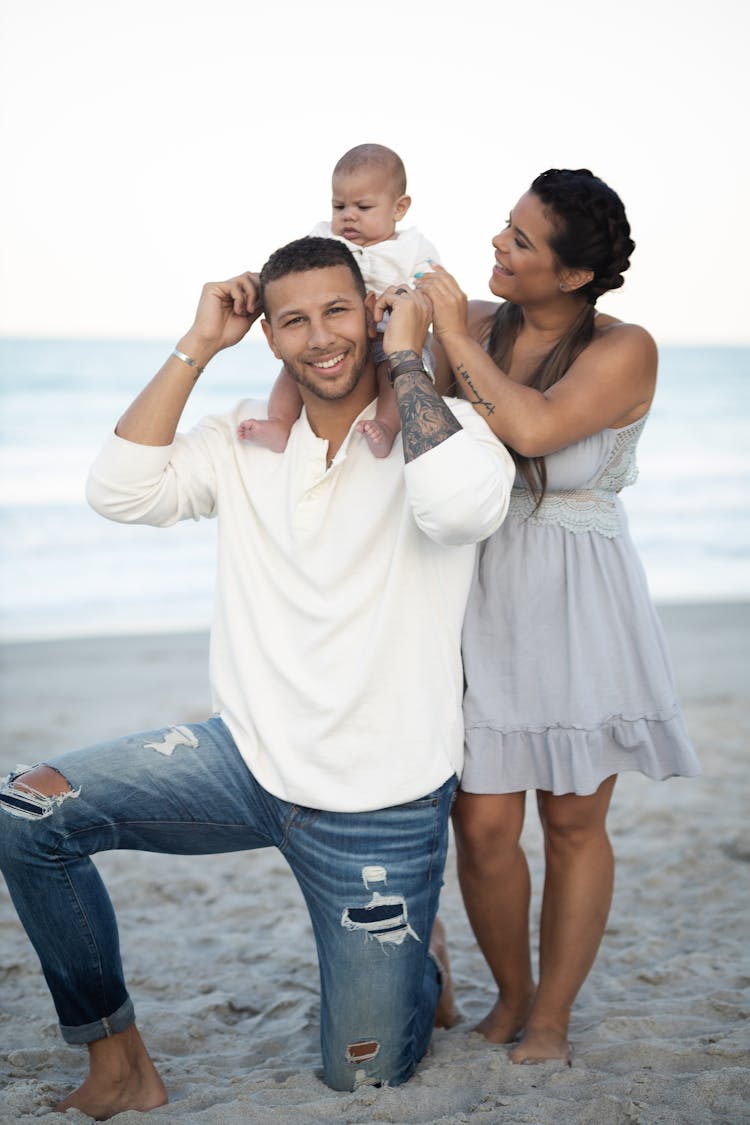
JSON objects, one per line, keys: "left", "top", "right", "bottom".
{"left": 1, "top": 603, "right": 748, "bottom": 1124}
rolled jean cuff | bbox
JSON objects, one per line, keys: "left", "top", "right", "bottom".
{"left": 60, "top": 997, "right": 135, "bottom": 1045}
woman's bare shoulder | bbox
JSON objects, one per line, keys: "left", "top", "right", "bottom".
{"left": 579, "top": 317, "right": 658, "bottom": 414}
{"left": 594, "top": 314, "right": 656, "bottom": 348}
{"left": 591, "top": 315, "right": 657, "bottom": 367}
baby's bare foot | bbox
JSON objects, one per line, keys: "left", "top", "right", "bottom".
{"left": 510, "top": 1024, "right": 571, "bottom": 1065}
{"left": 237, "top": 418, "right": 290, "bottom": 452}
{"left": 474, "top": 989, "right": 535, "bottom": 1044}
{"left": 356, "top": 419, "right": 396, "bottom": 459}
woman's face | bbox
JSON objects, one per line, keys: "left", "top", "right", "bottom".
{"left": 489, "top": 191, "right": 563, "bottom": 303}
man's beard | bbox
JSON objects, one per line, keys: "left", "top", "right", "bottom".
{"left": 284, "top": 343, "right": 369, "bottom": 402}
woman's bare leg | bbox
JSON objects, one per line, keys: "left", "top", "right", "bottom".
{"left": 511, "top": 775, "right": 617, "bottom": 1063}
{"left": 453, "top": 790, "right": 535, "bottom": 1042}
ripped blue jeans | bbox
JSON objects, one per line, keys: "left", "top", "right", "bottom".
{"left": 0, "top": 717, "right": 456, "bottom": 1090}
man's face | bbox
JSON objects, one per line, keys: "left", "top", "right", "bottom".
{"left": 261, "top": 266, "right": 374, "bottom": 402}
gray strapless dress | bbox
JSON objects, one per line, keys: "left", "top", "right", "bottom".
{"left": 461, "top": 416, "right": 701, "bottom": 795}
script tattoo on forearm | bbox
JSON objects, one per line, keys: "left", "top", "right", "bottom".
{"left": 394, "top": 370, "right": 461, "bottom": 463}
{"left": 457, "top": 363, "right": 495, "bottom": 415}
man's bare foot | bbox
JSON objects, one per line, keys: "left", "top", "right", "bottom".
{"left": 54, "top": 1026, "right": 168, "bottom": 1119}
{"left": 430, "top": 917, "right": 459, "bottom": 1028}
{"left": 510, "top": 1024, "right": 571, "bottom": 1065}
{"left": 355, "top": 419, "right": 396, "bottom": 459}
{"left": 237, "top": 417, "right": 290, "bottom": 451}
{"left": 474, "top": 988, "right": 536, "bottom": 1044}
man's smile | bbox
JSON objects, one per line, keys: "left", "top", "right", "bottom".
{"left": 310, "top": 351, "right": 347, "bottom": 371}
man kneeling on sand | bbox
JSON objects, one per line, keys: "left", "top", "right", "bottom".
{"left": 0, "top": 236, "right": 514, "bottom": 1118}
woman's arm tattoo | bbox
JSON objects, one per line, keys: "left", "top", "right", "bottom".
{"left": 394, "top": 370, "right": 461, "bottom": 463}
{"left": 457, "top": 363, "right": 495, "bottom": 415}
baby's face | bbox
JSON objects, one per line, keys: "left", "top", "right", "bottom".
{"left": 331, "top": 168, "right": 409, "bottom": 247}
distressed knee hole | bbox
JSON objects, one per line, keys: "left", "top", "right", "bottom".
{"left": 346, "top": 1039, "right": 380, "bottom": 1064}
{"left": 17, "top": 765, "right": 72, "bottom": 796}
{"left": 0, "top": 764, "right": 80, "bottom": 820}
{"left": 341, "top": 864, "right": 419, "bottom": 947}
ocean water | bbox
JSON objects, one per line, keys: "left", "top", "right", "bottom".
{"left": 1, "top": 339, "right": 748, "bottom": 641}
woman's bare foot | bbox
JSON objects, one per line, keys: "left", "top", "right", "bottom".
{"left": 237, "top": 417, "right": 290, "bottom": 451}
{"left": 356, "top": 419, "right": 396, "bottom": 459}
{"left": 510, "top": 1024, "right": 571, "bottom": 1065}
{"left": 54, "top": 1026, "right": 168, "bottom": 1119}
{"left": 430, "top": 917, "right": 459, "bottom": 1028}
{"left": 474, "top": 988, "right": 536, "bottom": 1044}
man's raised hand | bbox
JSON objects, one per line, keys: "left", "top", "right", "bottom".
{"left": 186, "top": 272, "right": 263, "bottom": 356}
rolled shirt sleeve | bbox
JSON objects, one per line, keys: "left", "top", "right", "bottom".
{"left": 403, "top": 399, "right": 515, "bottom": 546}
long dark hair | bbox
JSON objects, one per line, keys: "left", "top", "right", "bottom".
{"left": 488, "top": 168, "right": 635, "bottom": 502}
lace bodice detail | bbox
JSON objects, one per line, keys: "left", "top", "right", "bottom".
{"left": 507, "top": 415, "right": 648, "bottom": 538}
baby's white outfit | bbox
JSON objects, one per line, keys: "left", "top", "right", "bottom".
{"left": 308, "top": 221, "right": 441, "bottom": 294}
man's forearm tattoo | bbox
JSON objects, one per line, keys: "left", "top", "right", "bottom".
{"left": 457, "top": 363, "right": 495, "bottom": 415}
{"left": 387, "top": 349, "right": 421, "bottom": 368}
{"left": 394, "top": 370, "right": 461, "bottom": 463}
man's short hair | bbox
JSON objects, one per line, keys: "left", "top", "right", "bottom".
{"left": 333, "top": 144, "right": 407, "bottom": 197}
{"left": 260, "top": 237, "right": 367, "bottom": 315}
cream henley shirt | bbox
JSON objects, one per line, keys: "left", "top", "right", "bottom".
{"left": 87, "top": 396, "right": 514, "bottom": 812}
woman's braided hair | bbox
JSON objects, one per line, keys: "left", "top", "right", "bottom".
{"left": 487, "top": 168, "right": 635, "bottom": 503}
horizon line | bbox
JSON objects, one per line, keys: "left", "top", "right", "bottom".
{"left": 2, "top": 332, "right": 749, "bottom": 349}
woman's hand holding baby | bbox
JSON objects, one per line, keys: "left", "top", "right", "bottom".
{"left": 414, "top": 265, "right": 469, "bottom": 341}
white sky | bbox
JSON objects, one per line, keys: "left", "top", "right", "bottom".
{"left": 1, "top": 0, "right": 747, "bottom": 344}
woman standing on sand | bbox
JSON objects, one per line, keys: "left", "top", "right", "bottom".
{"left": 417, "top": 169, "right": 700, "bottom": 1063}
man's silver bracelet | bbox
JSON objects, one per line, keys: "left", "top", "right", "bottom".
{"left": 170, "top": 348, "right": 205, "bottom": 378}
